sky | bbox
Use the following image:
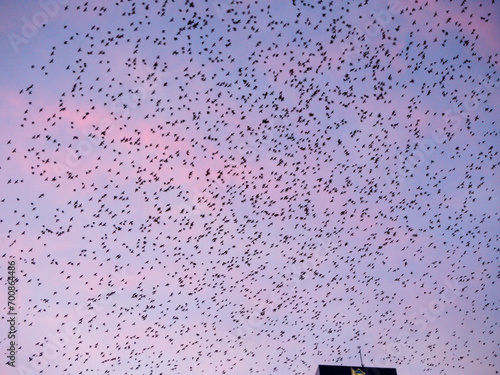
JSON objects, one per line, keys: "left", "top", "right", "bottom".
{"left": 0, "top": 0, "right": 499, "bottom": 374}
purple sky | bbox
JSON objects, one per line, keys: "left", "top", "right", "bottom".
{"left": 1, "top": 0, "right": 499, "bottom": 374}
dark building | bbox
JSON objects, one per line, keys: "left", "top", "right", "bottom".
{"left": 315, "top": 365, "right": 398, "bottom": 375}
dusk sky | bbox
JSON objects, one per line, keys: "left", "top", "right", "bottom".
{"left": 0, "top": 0, "right": 499, "bottom": 374}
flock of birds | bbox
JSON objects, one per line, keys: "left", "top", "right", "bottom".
{"left": 1, "top": 0, "right": 498, "bottom": 374}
